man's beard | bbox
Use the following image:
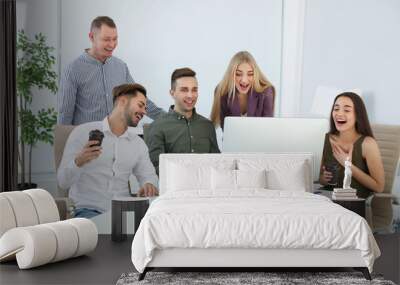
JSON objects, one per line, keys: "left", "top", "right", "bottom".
{"left": 126, "top": 116, "right": 137, "bottom": 127}
{"left": 125, "top": 107, "right": 138, "bottom": 127}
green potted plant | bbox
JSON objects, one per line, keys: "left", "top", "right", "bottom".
{"left": 17, "top": 30, "right": 58, "bottom": 190}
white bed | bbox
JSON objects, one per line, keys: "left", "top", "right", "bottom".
{"left": 131, "top": 153, "right": 380, "bottom": 280}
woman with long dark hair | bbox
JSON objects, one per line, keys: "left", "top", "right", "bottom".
{"left": 319, "top": 92, "right": 384, "bottom": 198}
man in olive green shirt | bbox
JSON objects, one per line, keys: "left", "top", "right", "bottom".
{"left": 145, "top": 67, "right": 220, "bottom": 173}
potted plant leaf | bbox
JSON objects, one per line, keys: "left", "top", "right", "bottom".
{"left": 17, "top": 30, "right": 58, "bottom": 189}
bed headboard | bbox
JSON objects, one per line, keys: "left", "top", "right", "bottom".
{"left": 159, "top": 153, "right": 313, "bottom": 195}
{"left": 222, "top": 117, "right": 329, "bottom": 181}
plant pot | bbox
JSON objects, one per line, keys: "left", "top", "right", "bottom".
{"left": 17, "top": 183, "right": 38, "bottom": 190}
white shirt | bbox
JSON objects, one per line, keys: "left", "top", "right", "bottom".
{"left": 57, "top": 117, "right": 158, "bottom": 212}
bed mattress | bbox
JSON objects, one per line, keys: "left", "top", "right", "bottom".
{"left": 131, "top": 190, "right": 380, "bottom": 272}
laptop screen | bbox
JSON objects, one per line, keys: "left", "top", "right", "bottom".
{"left": 222, "top": 117, "right": 329, "bottom": 181}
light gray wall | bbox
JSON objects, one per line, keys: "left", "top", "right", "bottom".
{"left": 301, "top": 0, "right": 400, "bottom": 125}
{"left": 60, "top": 0, "right": 283, "bottom": 119}
{"left": 16, "top": 0, "right": 59, "bottom": 193}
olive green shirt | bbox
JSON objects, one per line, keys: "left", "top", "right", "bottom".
{"left": 321, "top": 133, "right": 371, "bottom": 198}
{"left": 145, "top": 106, "right": 220, "bottom": 174}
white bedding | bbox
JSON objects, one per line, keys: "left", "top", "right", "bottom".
{"left": 131, "top": 190, "right": 380, "bottom": 273}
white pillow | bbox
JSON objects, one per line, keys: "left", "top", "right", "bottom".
{"left": 211, "top": 169, "right": 267, "bottom": 191}
{"left": 211, "top": 168, "right": 237, "bottom": 190}
{"left": 236, "top": 169, "right": 267, "bottom": 188}
{"left": 265, "top": 164, "right": 307, "bottom": 191}
{"left": 167, "top": 162, "right": 211, "bottom": 191}
{"left": 165, "top": 157, "right": 236, "bottom": 192}
{"left": 237, "top": 158, "right": 310, "bottom": 192}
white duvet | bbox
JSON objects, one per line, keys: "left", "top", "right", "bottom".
{"left": 131, "top": 190, "right": 380, "bottom": 273}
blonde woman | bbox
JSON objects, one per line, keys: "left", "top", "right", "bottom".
{"left": 210, "top": 51, "right": 275, "bottom": 129}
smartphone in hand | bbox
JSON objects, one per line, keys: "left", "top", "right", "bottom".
{"left": 88, "top": 129, "right": 104, "bottom": 147}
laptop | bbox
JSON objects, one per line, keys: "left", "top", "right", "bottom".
{"left": 222, "top": 117, "right": 329, "bottom": 181}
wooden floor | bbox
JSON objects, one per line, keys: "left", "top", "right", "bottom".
{"left": 0, "top": 235, "right": 134, "bottom": 285}
{"left": 374, "top": 232, "right": 400, "bottom": 284}
{"left": 1, "top": 233, "right": 398, "bottom": 285}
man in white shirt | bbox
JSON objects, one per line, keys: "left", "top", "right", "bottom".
{"left": 57, "top": 83, "right": 158, "bottom": 218}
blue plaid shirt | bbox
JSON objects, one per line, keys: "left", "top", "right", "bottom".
{"left": 57, "top": 51, "right": 165, "bottom": 125}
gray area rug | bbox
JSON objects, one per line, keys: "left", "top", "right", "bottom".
{"left": 116, "top": 271, "right": 395, "bottom": 285}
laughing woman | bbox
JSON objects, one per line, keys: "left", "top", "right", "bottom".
{"left": 210, "top": 51, "right": 275, "bottom": 129}
{"left": 319, "top": 92, "right": 385, "bottom": 198}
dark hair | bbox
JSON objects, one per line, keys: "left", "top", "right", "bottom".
{"left": 329, "top": 92, "right": 374, "bottom": 137}
{"left": 90, "top": 16, "right": 116, "bottom": 32}
{"left": 112, "top": 83, "right": 147, "bottom": 104}
{"left": 171, "top": 67, "right": 196, "bottom": 90}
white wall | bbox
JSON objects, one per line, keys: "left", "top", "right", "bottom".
{"left": 16, "top": 0, "right": 59, "bottom": 193}
{"left": 60, "top": 0, "right": 283, "bottom": 119}
{"left": 301, "top": 0, "right": 400, "bottom": 125}
{"left": 279, "top": 0, "right": 306, "bottom": 115}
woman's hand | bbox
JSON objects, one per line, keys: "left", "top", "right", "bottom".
{"left": 320, "top": 165, "right": 333, "bottom": 185}
{"left": 331, "top": 142, "right": 353, "bottom": 167}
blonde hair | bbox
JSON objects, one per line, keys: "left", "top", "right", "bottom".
{"left": 210, "top": 51, "right": 274, "bottom": 126}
